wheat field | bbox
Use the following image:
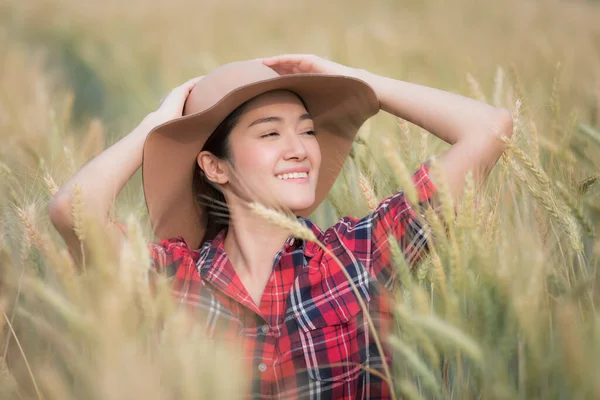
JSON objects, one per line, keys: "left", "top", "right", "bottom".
{"left": 1, "top": 0, "right": 600, "bottom": 398}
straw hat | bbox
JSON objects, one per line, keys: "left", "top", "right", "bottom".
{"left": 142, "top": 59, "right": 379, "bottom": 249}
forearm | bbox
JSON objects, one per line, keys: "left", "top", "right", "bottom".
{"left": 357, "top": 70, "right": 513, "bottom": 203}
{"left": 49, "top": 114, "right": 158, "bottom": 226}
{"left": 358, "top": 71, "right": 507, "bottom": 145}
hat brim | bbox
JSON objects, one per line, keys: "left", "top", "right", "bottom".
{"left": 142, "top": 73, "right": 379, "bottom": 248}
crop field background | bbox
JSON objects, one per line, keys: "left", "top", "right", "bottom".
{"left": 1, "top": 0, "right": 600, "bottom": 398}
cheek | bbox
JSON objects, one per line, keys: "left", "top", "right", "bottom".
{"left": 233, "top": 143, "right": 279, "bottom": 175}
{"left": 309, "top": 141, "right": 322, "bottom": 170}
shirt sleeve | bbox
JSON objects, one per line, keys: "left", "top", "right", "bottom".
{"left": 334, "top": 162, "right": 437, "bottom": 289}
{"left": 147, "top": 236, "right": 200, "bottom": 293}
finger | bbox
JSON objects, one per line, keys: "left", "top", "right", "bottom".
{"left": 262, "top": 54, "right": 308, "bottom": 66}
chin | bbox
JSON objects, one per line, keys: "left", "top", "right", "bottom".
{"left": 282, "top": 197, "right": 315, "bottom": 213}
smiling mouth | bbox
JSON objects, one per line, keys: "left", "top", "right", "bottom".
{"left": 275, "top": 172, "right": 309, "bottom": 181}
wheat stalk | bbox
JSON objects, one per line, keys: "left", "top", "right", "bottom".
{"left": 388, "top": 335, "right": 442, "bottom": 397}
{"left": 492, "top": 66, "right": 504, "bottom": 107}
{"left": 550, "top": 62, "right": 561, "bottom": 141}
{"left": 396, "top": 118, "right": 412, "bottom": 168}
{"left": 529, "top": 120, "right": 541, "bottom": 164}
{"left": 419, "top": 129, "right": 429, "bottom": 163}
{"left": 466, "top": 72, "right": 486, "bottom": 103}
{"left": 382, "top": 137, "right": 419, "bottom": 206}
{"left": 1, "top": 307, "right": 43, "bottom": 400}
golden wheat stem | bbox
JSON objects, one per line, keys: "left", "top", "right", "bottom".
{"left": 550, "top": 62, "right": 561, "bottom": 141}
{"left": 492, "top": 66, "right": 504, "bottom": 107}
{"left": 529, "top": 120, "right": 540, "bottom": 164}
{"left": 382, "top": 138, "right": 419, "bottom": 206}
{"left": 1, "top": 307, "right": 43, "bottom": 400}
{"left": 396, "top": 118, "right": 412, "bottom": 168}
{"left": 419, "top": 129, "right": 428, "bottom": 162}
{"left": 466, "top": 72, "right": 486, "bottom": 103}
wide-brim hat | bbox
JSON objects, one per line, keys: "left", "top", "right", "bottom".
{"left": 142, "top": 59, "right": 380, "bottom": 249}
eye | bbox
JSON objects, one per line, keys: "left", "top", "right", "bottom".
{"left": 261, "top": 132, "right": 279, "bottom": 138}
{"left": 303, "top": 130, "right": 316, "bottom": 136}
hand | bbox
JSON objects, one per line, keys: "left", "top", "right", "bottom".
{"left": 144, "top": 76, "right": 204, "bottom": 128}
{"left": 260, "top": 54, "right": 360, "bottom": 78}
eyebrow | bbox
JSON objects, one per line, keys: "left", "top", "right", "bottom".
{"left": 247, "top": 113, "right": 312, "bottom": 128}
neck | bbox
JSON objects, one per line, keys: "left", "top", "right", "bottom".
{"left": 223, "top": 201, "right": 291, "bottom": 282}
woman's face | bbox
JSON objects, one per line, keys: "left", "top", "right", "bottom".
{"left": 226, "top": 90, "right": 321, "bottom": 212}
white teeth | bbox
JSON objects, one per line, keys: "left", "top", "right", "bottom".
{"left": 276, "top": 172, "right": 308, "bottom": 180}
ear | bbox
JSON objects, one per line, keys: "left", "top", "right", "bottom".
{"left": 197, "top": 151, "right": 229, "bottom": 185}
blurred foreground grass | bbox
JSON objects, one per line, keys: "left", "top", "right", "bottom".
{"left": 1, "top": 0, "right": 600, "bottom": 398}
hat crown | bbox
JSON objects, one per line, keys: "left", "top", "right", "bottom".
{"left": 183, "top": 60, "right": 280, "bottom": 116}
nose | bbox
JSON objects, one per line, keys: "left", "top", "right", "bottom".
{"left": 282, "top": 131, "right": 308, "bottom": 161}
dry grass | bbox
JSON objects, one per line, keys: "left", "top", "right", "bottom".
{"left": 1, "top": 0, "right": 600, "bottom": 398}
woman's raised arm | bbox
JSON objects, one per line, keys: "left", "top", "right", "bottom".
{"left": 261, "top": 54, "right": 513, "bottom": 203}
{"left": 49, "top": 77, "right": 202, "bottom": 266}
{"left": 360, "top": 73, "right": 513, "bottom": 202}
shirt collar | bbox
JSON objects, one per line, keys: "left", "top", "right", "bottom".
{"left": 197, "top": 223, "right": 316, "bottom": 277}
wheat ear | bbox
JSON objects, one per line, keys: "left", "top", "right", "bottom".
{"left": 71, "top": 184, "right": 86, "bottom": 270}
{"left": 43, "top": 171, "right": 59, "bottom": 196}
{"left": 396, "top": 118, "right": 412, "bottom": 166}
{"left": 555, "top": 181, "right": 595, "bottom": 237}
{"left": 358, "top": 174, "right": 378, "bottom": 212}
{"left": 16, "top": 205, "right": 44, "bottom": 253}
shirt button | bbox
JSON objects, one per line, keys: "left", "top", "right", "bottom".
{"left": 261, "top": 324, "right": 269, "bottom": 334}
{"left": 258, "top": 363, "right": 267, "bottom": 372}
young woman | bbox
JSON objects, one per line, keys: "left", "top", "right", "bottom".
{"left": 49, "top": 54, "right": 513, "bottom": 399}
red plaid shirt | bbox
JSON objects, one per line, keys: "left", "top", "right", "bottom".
{"left": 148, "top": 163, "right": 436, "bottom": 399}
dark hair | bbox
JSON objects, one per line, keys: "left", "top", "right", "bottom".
{"left": 193, "top": 90, "right": 309, "bottom": 243}
{"left": 193, "top": 101, "right": 247, "bottom": 242}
